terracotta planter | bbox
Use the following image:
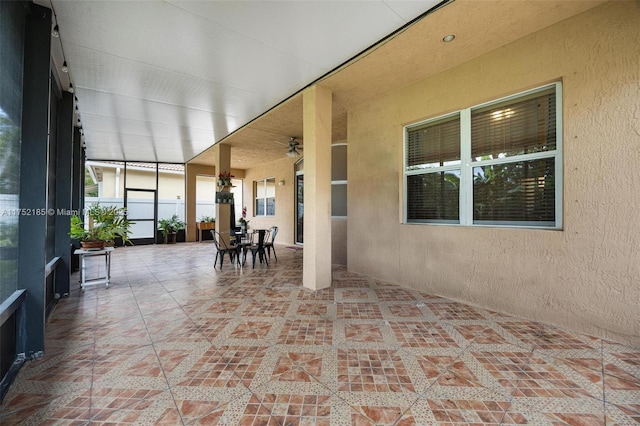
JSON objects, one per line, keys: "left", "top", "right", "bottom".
{"left": 81, "top": 240, "right": 104, "bottom": 250}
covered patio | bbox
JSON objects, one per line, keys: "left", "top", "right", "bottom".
{"left": 1, "top": 243, "right": 638, "bottom": 424}
{"left": 2, "top": 0, "right": 640, "bottom": 422}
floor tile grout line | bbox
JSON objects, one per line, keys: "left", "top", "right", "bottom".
{"left": 528, "top": 336, "right": 608, "bottom": 405}
{"left": 87, "top": 282, "right": 106, "bottom": 425}
{"left": 148, "top": 339, "right": 187, "bottom": 426}
{"left": 504, "top": 331, "right": 609, "bottom": 424}
{"left": 601, "top": 337, "right": 608, "bottom": 425}
{"left": 494, "top": 336, "right": 538, "bottom": 426}
{"left": 138, "top": 265, "right": 262, "bottom": 421}
{"left": 7, "top": 245, "right": 638, "bottom": 424}
{"left": 132, "top": 277, "right": 190, "bottom": 425}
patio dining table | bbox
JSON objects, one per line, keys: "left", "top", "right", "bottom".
{"left": 233, "top": 229, "right": 268, "bottom": 267}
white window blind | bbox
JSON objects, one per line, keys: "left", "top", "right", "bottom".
{"left": 404, "top": 83, "right": 561, "bottom": 228}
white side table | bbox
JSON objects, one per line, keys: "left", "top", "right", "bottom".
{"left": 74, "top": 246, "right": 114, "bottom": 290}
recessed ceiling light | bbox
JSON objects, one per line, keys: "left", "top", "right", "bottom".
{"left": 442, "top": 34, "right": 456, "bottom": 42}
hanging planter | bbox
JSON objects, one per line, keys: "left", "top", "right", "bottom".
{"left": 217, "top": 171, "right": 234, "bottom": 190}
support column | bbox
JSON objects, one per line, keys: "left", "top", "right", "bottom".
{"left": 54, "top": 92, "right": 75, "bottom": 297}
{"left": 185, "top": 164, "right": 198, "bottom": 242}
{"left": 214, "top": 144, "right": 232, "bottom": 247}
{"left": 302, "top": 85, "right": 332, "bottom": 291}
{"left": 17, "top": 3, "right": 52, "bottom": 357}
{"left": 71, "top": 127, "right": 82, "bottom": 212}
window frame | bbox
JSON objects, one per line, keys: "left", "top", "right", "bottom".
{"left": 331, "top": 143, "right": 348, "bottom": 218}
{"left": 254, "top": 177, "right": 276, "bottom": 217}
{"left": 403, "top": 82, "right": 563, "bottom": 229}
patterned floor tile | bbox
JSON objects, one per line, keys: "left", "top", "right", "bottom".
{"left": 146, "top": 315, "right": 207, "bottom": 345}
{"left": 236, "top": 389, "right": 335, "bottom": 426}
{"left": 241, "top": 300, "right": 292, "bottom": 318}
{"left": 424, "top": 398, "right": 514, "bottom": 424}
{"left": 454, "top": 324, "right": 510, "bottom": 346}
{"left": 343, "top": 323, "right": 387, "bottom": 344}
{"left": 93, "top": 316, "right": 151, "bottom": 349}
{"left": 390, "top": 321, "right": 460, "bottom": 349}
{"left": 511, "top": 355, "right": 602, "bottom": 399}
{"left": 410, "top": 384, "right": 525, "bottom": 424}
{"left": 0, "top": 389, "right": 92, "bottom": 426}
{"left": 505, "top": 398, "right": 607, "bottom": 425}
{"left": 191, "top": 317, "right": 233, "bottom": 342}
{"left": 294, "top": 301, "right": 330, "bottom": 317}
{"left": 385, "top": 302, "right": 430, "bottom": 319}
{"left": 174, "top": 345, "right": 270, "bottom": 389}
{"left": 496, "top": 320, "right": 545, "bottom": 350}
{"left": 605, "top": 401, "right": 640, "bottom": 425}
{"left": 429, "top": 301, "right": 487, "bottom": 321}
{"left": 277, "top": 318, "right": 334, "bottom": 346}
{"left": 336, "top": 348, "right": 415, "bottom": 393}
{"left": 89, "top": 388, "right": 177, "bottom": 424}
{"left": 375, "top": 288, "right": 420, "bottom": 302}
{"left": 271, "top": 351, "right": 324, "bottom": 383}
{"left": 336, "top": 302, "right": 384, "bottom": 320}
{"left": 534, "top": 326, "right": 602, "bottom": 351}
{"left": 4, "top": 243, "right": 637, "bottom": 425}
{"left": 295, "top": 287, "right": 335, "bottom": 301}
{"left": 92, "top": 345, "right": 167, "bottom": 389}
{"left": 471, "top": 349, "right": 534, "bottom": 394}
{"left": 336, "top": 391, "right": 420, "bottom": 425}
{"left": 45, "top": 317, "right": 95, "bottom": 349}
{"left": 168, "top": 287, "right": 211, "bottom": 307}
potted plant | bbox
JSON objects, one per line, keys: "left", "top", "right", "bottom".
{"left": 70, "top": 204, "right": 133, "bottom": 249}
{"left": 158, "top": 214, "right": 186, "bottom": 244}
{"left": 238, "top": 206, "right": 249, "bottom": 235}
{"left": 197, "top": 215, "right": 216, "bottom": 241}
{"left": 199, "top": 215, "right": 216, "bottom": 227}
{"left": 217, "top": 171, "right": 234, "bottom": 189}
{"left": 70, "top": 215, "right": 107, "bottom": 249}
{"left": 88, "top": 204, "right": 134, "bottom": 246}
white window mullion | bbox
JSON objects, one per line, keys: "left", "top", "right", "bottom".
{"left": 402, "top": 129, "right": 408, "bottom": 223}
{"left": 459, "top": 108, "right": 473, "bottom": 226}
{"left": 555, "top": 81, "right": 563, "bottom": 229}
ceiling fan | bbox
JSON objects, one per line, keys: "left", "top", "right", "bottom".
{"left": 274, "top": 137, "right": 303, "bottom": 158}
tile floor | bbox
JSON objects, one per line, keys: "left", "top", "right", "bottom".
{"left": 1, "top": 242, "right": 638, "bottom": 425}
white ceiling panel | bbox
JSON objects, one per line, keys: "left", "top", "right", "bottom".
{"left": 166, "top": 1, "right": 440, "bottom": 66}
{"left": 382, "top": 0, "right": 443, "bottom": 21}
{"left": 66, "top": 44, "right": 283, "bottom": 117}
{"left": 41, "top": 0, "right": 443, "bottom": 163}
{"left": 41, "top": 0, "right": 601, "bottom": 166}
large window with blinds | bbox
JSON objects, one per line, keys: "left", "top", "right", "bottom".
{"left": 254, "top": 178, "right": 275, "bottom": 216}
{"left": 404, "top": 83, "right": 562, "bottom": 228}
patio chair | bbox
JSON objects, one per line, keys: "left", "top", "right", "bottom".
{"left": 210, "top": 230, "right": 237, "bottom": 269}
{"left": 264, "top": 226, "right": 278, "bottom": 261}
{"left": 247, "top": 229, "right": 269, "bottom": 268}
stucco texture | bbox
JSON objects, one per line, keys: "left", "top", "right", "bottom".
{"left": 347, "top": 2, "right": 640, "bottom": 344}
{"left": 243, "top": 154, "right": 348, "bottom": 266}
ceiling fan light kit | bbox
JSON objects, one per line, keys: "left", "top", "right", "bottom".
{"left": 275, "top": 136, "right": 302, "bottom": 158}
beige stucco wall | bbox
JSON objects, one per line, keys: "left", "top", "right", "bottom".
{"left": 347, "top": 2, "right": 640, "bottom": 344}
{"left": 242, "top": 157, "right": 298, "bottom": 246}
{"left": 332, "top": 218, "right": 347, "bottom": 265}
{"left": 99, "top": 168, "right": 184, "bottom": 200}
{"left": 242, "top": 154, "right": 348, "bottom": 265}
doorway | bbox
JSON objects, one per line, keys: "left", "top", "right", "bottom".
{"left": 295, "top": 158, "right": 304, "bottom": 244}
{"left": 124, "top": 188, "right": 157, "bottom": 245}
